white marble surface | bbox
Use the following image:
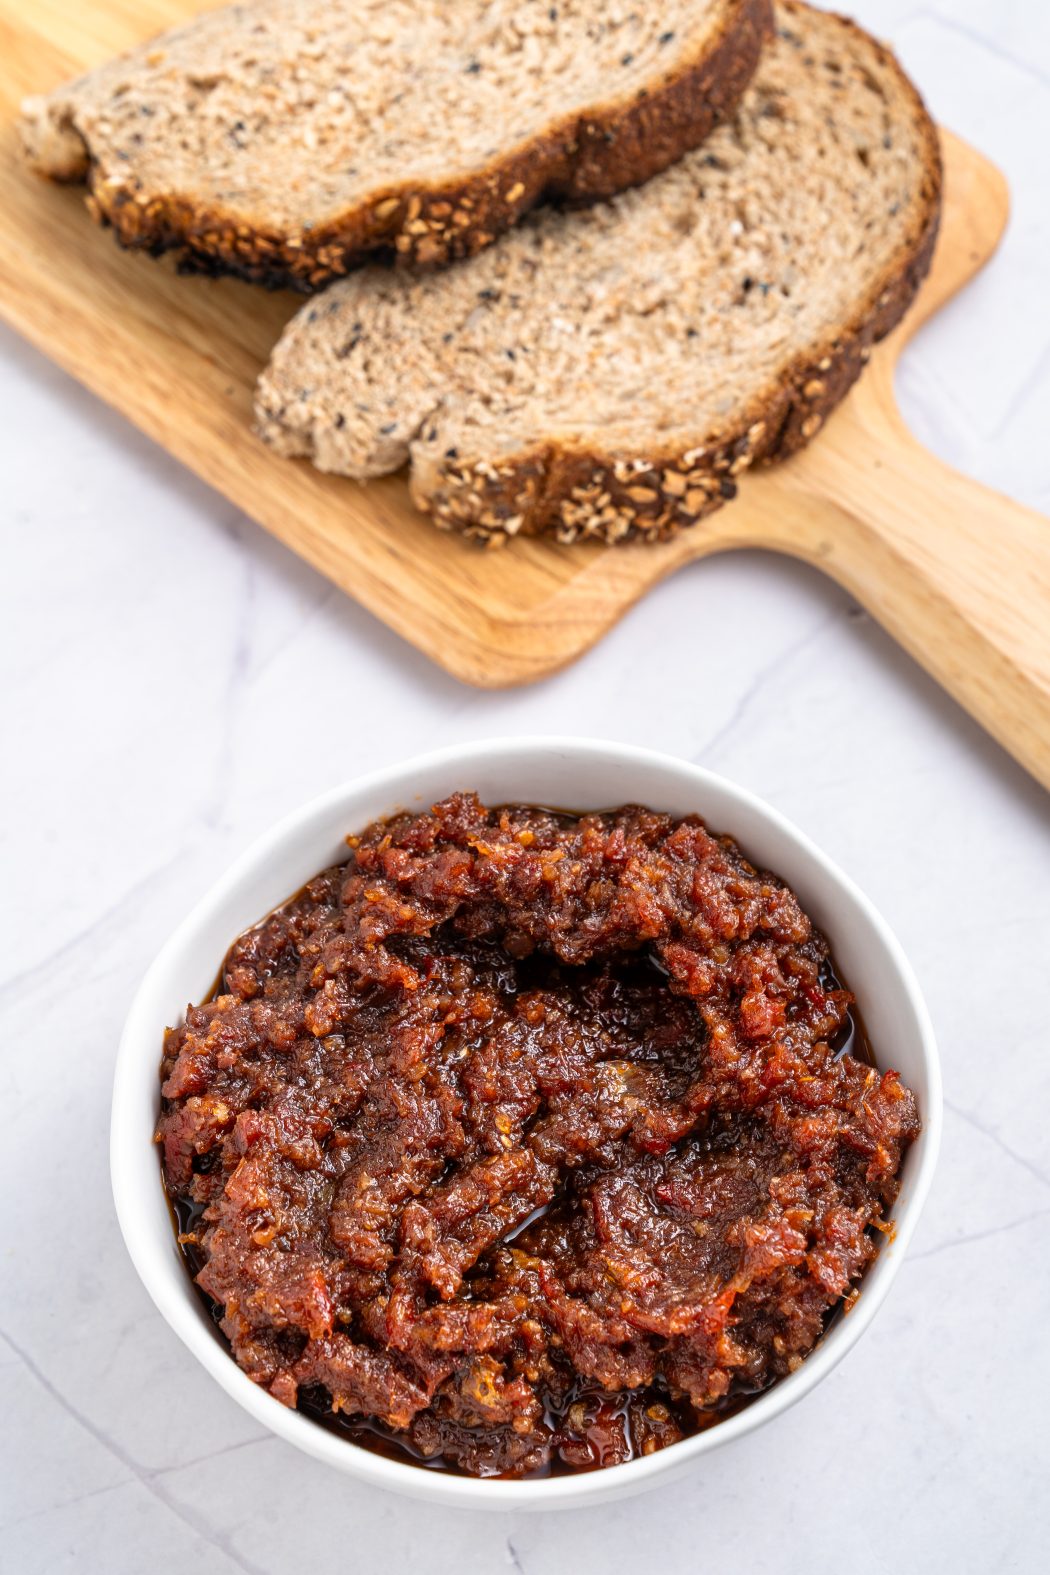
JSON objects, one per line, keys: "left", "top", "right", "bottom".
{"left": 3, "top": 1, "right": 1050, "bottom": 1569}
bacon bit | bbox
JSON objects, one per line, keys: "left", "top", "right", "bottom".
{"left": 269, "top": 1371, "right": 298, "bottom": 1408}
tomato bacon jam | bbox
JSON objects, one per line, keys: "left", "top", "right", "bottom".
{"left": 158, "top": 794, "right": 918, "bottom": 1477}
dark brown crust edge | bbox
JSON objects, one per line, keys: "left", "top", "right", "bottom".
{"left": 34, "top": 0, "right": 772, "bottom": 293}
{"left": 411, "top": 13, "right": 944, "bottom": 547}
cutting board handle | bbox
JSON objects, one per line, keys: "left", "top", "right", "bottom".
{"left": 785, "top": 358, "right": 1050, "bottom": 787}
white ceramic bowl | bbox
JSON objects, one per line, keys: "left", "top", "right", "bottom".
{"left": 112, "top": 737, "right": 940, "bottom": 1510}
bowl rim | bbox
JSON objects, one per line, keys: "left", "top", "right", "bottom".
{"left": 111, "top": 735, "right": 941, "bottom": 1509}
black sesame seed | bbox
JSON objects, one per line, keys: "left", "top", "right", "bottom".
{"left": 686, "top": 327, "right": 698, "bottom": 339}
{"left": 465, "top": 58, "right": 481, "bottom": 74}
{"left": 334, "top": 332, "right": 362, "bottom": 360}
{"left": 380, "top": 421, "right": 396, "bottom": 434}
{"left": 333, "top": 413, "right": 345, "bottom": 429}
{"left": 445, "top": 447, "right": 459, "bottom": 459}
{"left": 621, "top": 52, "right": 634, "bottom": 66}
{"left": 442, "top": 331, "right": 454, "bottom": 343}
{"left": 659, "top": 30, "right": 675, "bottom": 44}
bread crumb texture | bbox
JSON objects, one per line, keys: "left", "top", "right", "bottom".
{"left": 256, "top": 1, "right": 941, "bottom": 545}
{"left": 20, "top": 0, "right": 770, "bottom": 288}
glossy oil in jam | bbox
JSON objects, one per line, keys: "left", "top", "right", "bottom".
{"left": 161, "top": 806, "right": 883, "bottom": 1480}
{"left": 165, "top": 946, "right": 876, "bottom": 1479}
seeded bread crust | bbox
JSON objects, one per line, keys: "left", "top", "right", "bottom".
{"left": 413, "top": 188, "right": 939, "bottom": 546}
{"left": 414, "top": 10, "right": 942, "bottom": 546}
{"left": 19, "top": 0, "right": 771, "bottom": 292}
{"left": 258, "top": 2, "right": 942, "bottom": 545}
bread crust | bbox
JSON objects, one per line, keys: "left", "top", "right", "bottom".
{"left": 23, "top": 0, "right": 772, "bottom": 293}
{"left": 410, "top": 12, "right": 943, "bottom": 547}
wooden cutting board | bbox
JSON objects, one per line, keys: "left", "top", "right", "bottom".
{"left": 4, "top": 1, "right": 1049, "bottom": 789}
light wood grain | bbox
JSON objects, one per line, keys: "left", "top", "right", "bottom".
{"left": 3, "top": 1, "right": 1048, "bottom": 787}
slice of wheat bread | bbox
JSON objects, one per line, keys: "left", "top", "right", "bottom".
{"left": 256, "top": 1, "right": 941, "bottom": 545}
{"left": 19, "top": 0, "right": 771, "bottom": 291}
